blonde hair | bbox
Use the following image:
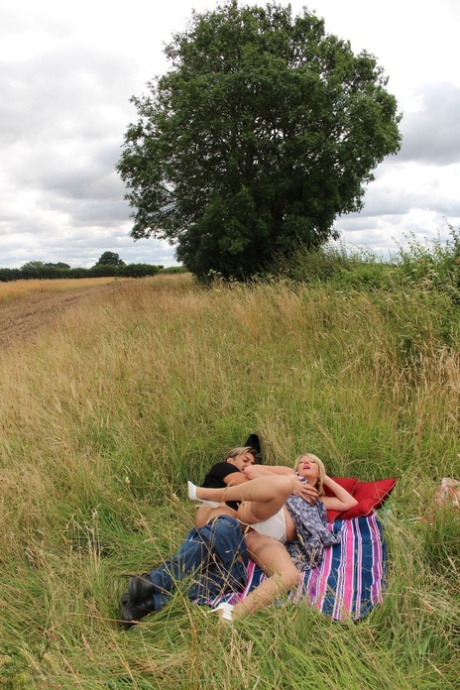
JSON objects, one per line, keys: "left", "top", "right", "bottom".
{"left": 294, "top": 453, "right": 326, "bottom": 495}
{"left": 225, "top": 446, "right": 255, "bottom": 461}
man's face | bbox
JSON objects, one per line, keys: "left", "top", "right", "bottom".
{"left": 227, "top": 451, "right": 255, "bottom": 472}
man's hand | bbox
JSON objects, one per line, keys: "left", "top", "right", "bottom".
{"left": 291, "top": 478, "right": 318, "bottom": 504}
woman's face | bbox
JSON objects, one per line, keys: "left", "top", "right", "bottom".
{"left": 227, "top": 451, "right": 255, "bottom": 472}
{"left": 296, "top": 456, "right": 320, "bottom": 486}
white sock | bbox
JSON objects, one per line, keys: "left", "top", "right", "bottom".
{"left": 187, "top": 481, "right": 198, "bottom": 500}
{"left": 187, "top": 481, "right": 220, "bottom": 508}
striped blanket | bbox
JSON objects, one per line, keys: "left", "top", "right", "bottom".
{"left": 204, "top": 513, "right": 387, "bottom": 621}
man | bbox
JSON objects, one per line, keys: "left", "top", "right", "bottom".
{"left": 120, "top": 438, "right": 261, "bottom": 629}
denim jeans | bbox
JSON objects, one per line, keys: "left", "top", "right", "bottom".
{"left": 147, "top": 515, "right": 248, "bottom": 610}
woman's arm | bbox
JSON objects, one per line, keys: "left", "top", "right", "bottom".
{"left": 321, "top": 476, "right": 358, "bottom": 512}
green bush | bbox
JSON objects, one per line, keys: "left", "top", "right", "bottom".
{"left": 395, "top": 222, "right": 460, "bottom": 302}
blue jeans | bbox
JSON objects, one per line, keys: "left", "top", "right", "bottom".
{"left": 147, "top": 515, "right": 248, "bottom": 610}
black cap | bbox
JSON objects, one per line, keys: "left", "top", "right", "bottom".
{"left": 244, "top": 433, "right": 263, "bottom": 464}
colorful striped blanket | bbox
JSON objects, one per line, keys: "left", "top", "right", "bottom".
{"left": 203, "top": 513, "right": 387, "bottom": 621}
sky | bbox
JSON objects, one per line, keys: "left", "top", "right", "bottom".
{"left": 1, "top": 0, "right": 459, "bottom": 269}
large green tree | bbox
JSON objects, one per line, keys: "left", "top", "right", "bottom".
{"left": 117, "top": 0, "right": 401, "bottom": 280}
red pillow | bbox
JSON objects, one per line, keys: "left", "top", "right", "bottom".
{"left": 327, "top": 509, "right": 343, "bottom": 522}
{"left": 324, "top": 477, "right": 358, "bottom": 522}
{"left": 323, "top": 477, "right": 359, "bottom": 497}
{"left": 339, "top": 478, "right": 397, "bottom": 520}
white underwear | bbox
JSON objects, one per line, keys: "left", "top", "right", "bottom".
{"left": 249, "top": 508, "right": 287, "bottom": 543}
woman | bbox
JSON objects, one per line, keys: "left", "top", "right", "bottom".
{"left": 188, "top": 453, "right": 357, "bottom": 621}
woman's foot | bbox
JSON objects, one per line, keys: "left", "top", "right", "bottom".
{"left": 209, "top": 602, "right": 234, "bottom": 622}
{"left": 187, "top": 481, "right": 220, "bottom": 507}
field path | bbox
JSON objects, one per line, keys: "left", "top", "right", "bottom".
{"left": 0, "top": 286, "right": 109, "bottom": 350}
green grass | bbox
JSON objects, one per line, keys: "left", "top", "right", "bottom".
{"left": 0, "top": 263, "right": 459, "bottom": 688}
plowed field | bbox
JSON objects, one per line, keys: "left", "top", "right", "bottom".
{"left": 0, "top": 288, "right": 102, "bottom": 350}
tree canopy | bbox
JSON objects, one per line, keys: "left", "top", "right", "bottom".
{"left": 95, "top": 251, "right": 126, "bottom": 267}
{"left": 117, "top": 0, "right": 402, "bottom": 280}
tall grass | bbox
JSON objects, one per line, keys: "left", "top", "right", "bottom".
{"left": 0, "top": 272, "right": 458, "bottom": 688}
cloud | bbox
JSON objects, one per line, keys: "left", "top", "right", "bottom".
{"left": 336, "top": 151, "right": 460, "bottom": 255}
{"left": 355, "top": 162, "right": 460, "bottom": 219}
{"left": 337, "top": 208, "right": 456, "bottom": 257}
{"left": 0, "top": 40, "right": 144, "bottom": 265}
{"left": 398, "top": 83, "right": 460, "bottom": 165}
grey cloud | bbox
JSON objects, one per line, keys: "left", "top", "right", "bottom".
{"left": 69, "top": 199, "right": 131, "bottom": 225}
{"left": 35, "top": 163, "right": 126, "bottom": 203}
{"left": 356, "top": 187, "right": 460, "bottom": 219}
{"left": 0, "top": 44, "right": 142, "bottom": 250}
{"left": 398, "top": 83, "right": 460, "bottom": 164}
{"left": 0, "top": 45, "right": 136, "bottom": 151}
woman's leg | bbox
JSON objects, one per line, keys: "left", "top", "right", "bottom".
{"left": 191, "top": 475, "right": 297, "bottom": 523}
{"left": 230, "top": 530, "right": 300, "bottom": 619}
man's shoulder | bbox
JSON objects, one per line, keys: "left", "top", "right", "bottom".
{"left": 202, "top": 461, "right": 240, "bottom": 486}
{"left": 208, "top": 461, "right": 240, "bottom": 476}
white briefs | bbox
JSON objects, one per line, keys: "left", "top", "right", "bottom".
{"left": 249, "top": 508, "right": 287, "bottom": 543}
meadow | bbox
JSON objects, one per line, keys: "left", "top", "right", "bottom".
{"left": 0, "top": 262, "right": 459, "bottom": 689}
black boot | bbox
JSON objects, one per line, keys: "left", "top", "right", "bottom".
{"left": 128, "top": 575, "right": 159, "bottom": 604}
{"left": 120, "top": 596, "right": 156, "bottom": 630}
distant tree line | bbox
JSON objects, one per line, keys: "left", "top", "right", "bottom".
{"left": 0, "top": 252, "right": 185, "bottom": 282}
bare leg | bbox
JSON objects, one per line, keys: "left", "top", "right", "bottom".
{"left": 192, "top": 475, "right": 297, "bottom": 524}
{"left": 231, "top": 530, "right": 300, "bottom": 619}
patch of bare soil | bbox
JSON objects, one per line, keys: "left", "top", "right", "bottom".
{"left": 0, "top": 288, "right": 106, "bottom": 351}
